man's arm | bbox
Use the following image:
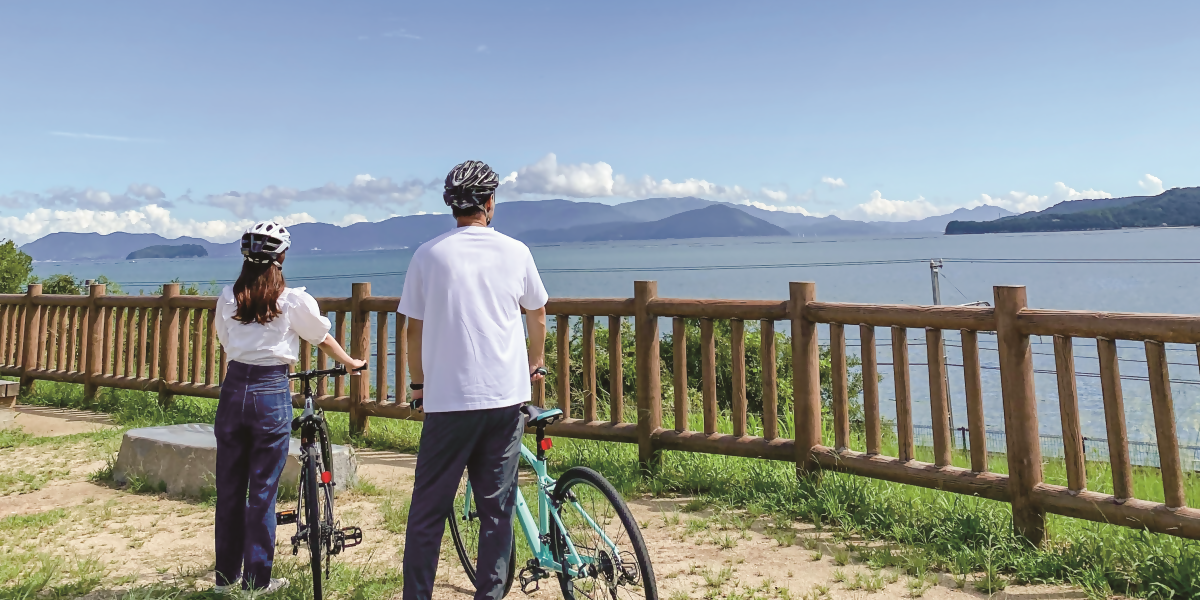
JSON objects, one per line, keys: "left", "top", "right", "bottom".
{"left": 526, "top": 307, "right": 546, "bottom": 380}
{"left": 407, "top": 317, "right": 424, "bottom": 400}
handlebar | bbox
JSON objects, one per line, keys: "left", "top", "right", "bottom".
{"left": 289, "top": 364, "right": 367, "bottom": 381}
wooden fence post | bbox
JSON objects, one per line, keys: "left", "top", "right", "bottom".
{"left": 19, "top": 284, "right": 42, "bottom": 395}
{"left": 791, "top": 282, "right": 821, "bottom": 475}
{"left": 993, "top": 285, "right": 1045, "bottom": 546}
{"left": 159, "top": 283, "right": 180, "bottom": 405}
{"left": 84, "top": 284, "right": 106, "bottom": 402}
{"left": 349, "top": 282, "right": 371, "bottom": 435}
{"left": 634, "top": 280, "right": 661, "bottom": 474}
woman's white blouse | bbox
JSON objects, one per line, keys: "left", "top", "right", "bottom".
{"left": 214, "top": 286, "right": 331, "bottom": 366}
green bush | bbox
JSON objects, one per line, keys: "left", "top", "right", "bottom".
{"left": 0, "top": 239, "right": 32, "bottom": 294}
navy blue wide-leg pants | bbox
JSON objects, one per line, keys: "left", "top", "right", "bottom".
{"left": 214, "top": 361, "right": 292, "bottom": 590}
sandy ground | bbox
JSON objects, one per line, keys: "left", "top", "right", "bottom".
{"left": 1, "top": 405, "right": 1089, "bottom": 599}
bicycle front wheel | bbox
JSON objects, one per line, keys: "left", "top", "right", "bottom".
{"left": 551, "top": 467, "right": 656, "bottom": 600}
{"left": 303, "top": 450, "right": 325, "bottom": 600}
{"left": 448, "top": 478, "right": 517, "bottom": 597}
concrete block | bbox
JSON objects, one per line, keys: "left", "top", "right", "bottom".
{"left": 113, "top": 423, "right": 357, "bottom": 498}
{"left": 0, "top": 380, "right": 18, "bottom": 408}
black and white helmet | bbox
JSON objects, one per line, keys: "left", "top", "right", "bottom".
{"left": 443, "top": 160, "right": 499, "bottom": 209}
{"left": 241, "top": 220, "right": 291, "bottom": 265}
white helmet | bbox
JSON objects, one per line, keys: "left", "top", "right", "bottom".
{"left": 240, "top": 220, "right": 291, "bottom": 265}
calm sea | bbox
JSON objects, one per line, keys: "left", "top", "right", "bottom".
{"left": 31, "top": 227, "right": 1200, "bottom": 449}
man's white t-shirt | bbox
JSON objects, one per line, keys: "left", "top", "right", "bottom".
{"left": 397, "top": 226, "right": 548, "bottom": 412}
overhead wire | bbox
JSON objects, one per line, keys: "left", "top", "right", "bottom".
{"left": 102, "top": 256, "right": 1200, "bottom": 287}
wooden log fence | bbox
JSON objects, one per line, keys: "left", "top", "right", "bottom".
{"left": 1, "top": 280, "right": 1199, "bottom": 544}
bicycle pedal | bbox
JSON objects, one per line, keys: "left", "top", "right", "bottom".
{"left": 338, "top": 526, "right": 363, "bottom": 548}
{"left": 518, "top": 566, "right": 547, "bottom": 595}
{"left": 276, "top": 509, "right": 297, "bottom": 525}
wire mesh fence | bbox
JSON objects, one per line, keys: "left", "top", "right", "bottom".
{"left": 908, "top": 423, "right": 1200, "bottom": 472}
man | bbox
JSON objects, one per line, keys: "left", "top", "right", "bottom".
{"left": 398, "top": 160, "right": 548, "bottom": 600}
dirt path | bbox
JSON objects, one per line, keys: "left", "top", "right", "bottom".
{"left": 1, "top": 405, "right": 1088, "bottom": 599}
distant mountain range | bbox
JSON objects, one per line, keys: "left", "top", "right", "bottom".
{"left": 21, "top": 197, "right": 1014, "bottom": 262}
{"left": 946, "top": 187, "right": 1200, "bottom": 235}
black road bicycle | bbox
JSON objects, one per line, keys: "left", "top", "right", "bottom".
{"left": 275, "top": 364, "right": 365, "bottom": 600}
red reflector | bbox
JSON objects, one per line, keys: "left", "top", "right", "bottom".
{"left": 321, "top": 471, "right": 332, "bottom": 484}
{"left": 539, "top": 438, "right": 553, "bottom": 451}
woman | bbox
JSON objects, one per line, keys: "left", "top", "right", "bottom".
{"left": 212, "top": 220, "right": 365, "bottom": 594}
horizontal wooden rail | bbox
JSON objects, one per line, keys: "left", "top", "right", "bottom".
{"left": 312, "top": 298, "right": 353, "bottom": 312}
{"left": 813, "top": 446, "right": 1011, "bottom": 501}
{"left": 9, "top": 279, "right": 1200, "bottom": 545}
{"left": 806, "top": 302, "right": 996, "bottom": 331}
{"left": 96, "top": 296, "right": 161, "bottom": 308}
{"left": 1035, "top": 484, "right": 1200, "bottom": 538}
{"left": 545, "top": 298, "right": 635, "bottom": 317}
{"left": 171, "top": 296, "right": 219, "bottom": 309}
{"left": 647, "top": 298, "right": 787, "bottom": 320}
{"left": 1019, "top": 308, "right": 1200, "bottom": 344}
{"left": 34, "top": 295, "right": 90, "bottom": 307}
{"left": 361, "top": 297, "right": 401, "bottom": 312}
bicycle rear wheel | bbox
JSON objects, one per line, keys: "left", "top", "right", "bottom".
{"left": 448, "top": 478, "right": 517, "bottom": 596}
{"left": 551, "top": 467, "right": 656, "bottom": 600}
{"left": 303, "top": 449, "right": 325, "bottom": 600}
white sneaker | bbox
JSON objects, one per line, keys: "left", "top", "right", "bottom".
{"left": 260, "top": 578, "right": 289, "bottom": 595}
{"left": 213, "top": 578, "right": 241, "bottom": 594}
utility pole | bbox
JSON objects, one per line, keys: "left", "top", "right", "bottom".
{"left": 930, "top": 259, "right": 956, "bottom": 443}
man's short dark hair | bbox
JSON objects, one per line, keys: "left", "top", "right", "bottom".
{"left": 451, "top": 204, "right": 485, "bottom": 219}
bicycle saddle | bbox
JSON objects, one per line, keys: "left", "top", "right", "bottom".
{"left": 521, "top": 404, "right": 563, "bottom": 427}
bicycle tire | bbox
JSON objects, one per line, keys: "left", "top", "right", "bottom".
{"left": 448, "top": 482, "right": 517, "bottom": 597}
{"left": 304, "top": 448, "right": 325, "bottom": 600}
{"left": 551, "top": 467, "right": 657, "bottom": 600}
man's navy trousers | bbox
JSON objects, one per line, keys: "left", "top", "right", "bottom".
{"left": 403, "top": 403, "right": 524, "bottom": 600}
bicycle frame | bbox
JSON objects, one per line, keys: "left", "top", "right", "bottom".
{"left": 458, "top": 443, "right": 622, "bottom": 579}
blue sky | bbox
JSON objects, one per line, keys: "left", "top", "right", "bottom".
{"left": 1, "top": 1, "right": 1197, "bottom": 243}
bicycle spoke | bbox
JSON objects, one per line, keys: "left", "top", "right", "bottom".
{"left": 553, "top": 470, "right": 653, "bottom": 600}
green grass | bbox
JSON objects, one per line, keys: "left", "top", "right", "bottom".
{"left": 13, "top": 379, "right": 1200, "bottom": 598}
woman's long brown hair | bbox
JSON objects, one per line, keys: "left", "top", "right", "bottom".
{"left": 233, "top": 252, "right": 286, "bottom": 325}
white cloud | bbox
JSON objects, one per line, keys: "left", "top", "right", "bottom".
{"left": 761, "top": 188, "right": 788, "bottom": 202}
{"left": 1138, "top": 174, "right": 1165, "bottom": 195}
{"left": 0, "top": 205, "right": 316, "bottom": 245}
{"left": 501, "top": 154, "right": 615, "bottom": 198}
{"left": 840, "top": 191, "right": 942, "bottom": 222}
{"left": 476, "top": 45, "right": 488, "bottom": 52}
{"left": 384, "top": 30, "right": 421, "bottom": 40}
{"left": 740, "top": 200, "right": 811, "bottom": 215}
{"left": 499, "top": 153, "right": 816, "bottom": 213}
{"left": 334, "top": 213, "right": 369, "bottom": 227}
{"left": 821, "top": 176, "right": 846, "bottom": 189}
{"left": 206, "top": 174, "right": 430, "bottom": 218}
{"left": 501, "top": 153, "right": 756, "bottom": 201}
{"left": 274, "top": 213, "right": 317, "bottom": 227}
{"left": 0, "top": 184, "right": 169, "bottom": 212}
{"left": 613, "top": 174, "right": 754, "bottom": 201}
{"left": 973, "top": 182, "right": 1112, "bottom": 214}
{"left": 49, "top": 131, "right": 158, "bottom": 143}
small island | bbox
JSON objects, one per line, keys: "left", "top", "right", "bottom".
{"left": 126, "top": 244, "right": 209, "bottom": 260}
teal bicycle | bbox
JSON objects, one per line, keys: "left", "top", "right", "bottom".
{"left": 447, "top": 399, "right": 657, "bottom": 599}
